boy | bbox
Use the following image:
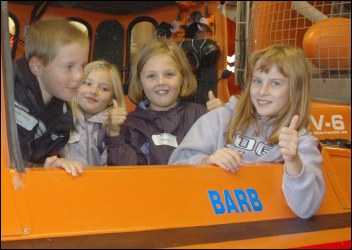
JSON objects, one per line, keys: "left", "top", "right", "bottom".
{"left": 14, "top": 17, "right": 89, "bottom": 176}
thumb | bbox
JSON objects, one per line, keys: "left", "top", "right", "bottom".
{"left": 44, "top": 156, "right": 58, "bottom": 167}
{"left": 112, "top": 99, "right": 119, "bottom": 109}
{"left": 289, "top": 115, "right": 299, "bottom": 130}
{"left": 208, "top": 90, "right": 216, "bottom": 100}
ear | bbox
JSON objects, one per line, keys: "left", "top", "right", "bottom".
{"left": 28, "top": 57, "right": 44, "bottom": 77}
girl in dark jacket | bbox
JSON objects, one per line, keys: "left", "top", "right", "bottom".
{"left": 106, "top": 40, "right": 221, "bottom": 165}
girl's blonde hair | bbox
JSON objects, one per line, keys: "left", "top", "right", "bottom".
{"left": 71, "top": 60, "right": 125, "bottom": 124}
{"left": 25, "top": 16, "right": 89, "bottom": 65}
{"left": 227, "top": 45, "right": 311, "bottom": 145}
{"left": 128, "top": 40, "right": 197, "bottom": 104}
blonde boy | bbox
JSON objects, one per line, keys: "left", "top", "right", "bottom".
{"left": 14, "top": 17, "right": 89, "bottom": 176}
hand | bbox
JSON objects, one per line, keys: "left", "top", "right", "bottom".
{"left": 202, "top": 147, "right": 244, "bottom": 173}
{"left": 108, "top": 99, "right": 127, "bottom": 137}
{"left": 44, "top": 156, "right": 84, "bottom": 177}
{"left": 278, "top": 115, "right": 302, "bottom": 176}
{"left": 206, "top": 90, "right": 224, "bottom": 111}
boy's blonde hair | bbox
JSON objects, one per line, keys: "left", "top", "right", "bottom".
{"left": 25, "top": 17, "right": 89, "bottom": 65}
{"left": 227, "top": 45, "right": 311, "bottom": 145}
{"left": 71, "top": 60, "right": 126, "bottom": 124}
{"left": 128, "top": 40, "right": 197, "bottom": 104}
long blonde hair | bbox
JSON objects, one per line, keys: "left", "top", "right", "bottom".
{"left": 71, "top": 60, "right": 125, "bottom": 124}
{"left": 128, "top": 40, "right": 197, "bottom": 104}
{"left": 227, "top": 45, "right": 311, "bottom": 145}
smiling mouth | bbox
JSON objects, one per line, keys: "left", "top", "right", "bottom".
{"left": 257, "top": 100, "right": 271, "bottom": 105}
{"left": 85, "top": 97, "right": 97, "bottom": 102}
{"left": 156, "top": 90, "right": 168, "bottom": 95}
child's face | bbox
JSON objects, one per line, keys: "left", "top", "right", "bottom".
{"left": 140, "top": 54, "right": 182, "bottom": 111}
{"left": 76, "top": 68, "right": 114, "bottom": 119}
{"left": 38, "top": 42, "right": 89, "bottom": 103}
{"left": 250, "top": 64, "right": 289, "bottom": 118}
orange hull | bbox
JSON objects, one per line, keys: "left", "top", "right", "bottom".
{"left": 1, "top": 146, "right": 350, "bottom": 248}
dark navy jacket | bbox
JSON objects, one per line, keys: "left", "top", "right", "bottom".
{"left": 14, "top": 57, "right": 74, "bottom": 164}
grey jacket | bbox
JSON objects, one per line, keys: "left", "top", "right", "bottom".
{"left": 61, "top": 109, "right": 107, "bottom": 166}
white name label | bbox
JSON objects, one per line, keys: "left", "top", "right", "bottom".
{"left": 67, "top": 131, "right": 80, "bottom": 143}
{"left": 152, "top": 133, "right": 178, "bottom": 147}
{"left": 15, "top": 106, "right": 38, "bottom": 131}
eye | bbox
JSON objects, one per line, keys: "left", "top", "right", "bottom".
{"left": 84, "top": 81, "right": 92, "bottom": 86}
{"left": 146, "top": 74, "right": 155, "bottom": 79}
{"left": 100, "top": 86, "right": 111, "bottom": 92}
{"left": 66, "top": 65, "right": 73, "bottom": 71}
{"left": 252, "top": 78, "right": 261, "bottom": 84}
{"left": 272, "top": 81, "right": 281, "bottom": 87}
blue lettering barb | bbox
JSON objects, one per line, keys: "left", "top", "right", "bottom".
{"left": 208, "top": 188, "right": 263, "bottom": 215}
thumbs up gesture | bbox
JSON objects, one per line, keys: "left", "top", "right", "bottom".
{"left": 278, "top": 115, "right": 302, "bottom": 176}
{"left": 206, "top": 90, "right": 224, "bottom": 111}
{"left": 108, "top": 99, "right": 128, "bottom": 137}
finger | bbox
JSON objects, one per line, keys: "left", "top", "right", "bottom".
{"left": 223, "top": 148, "right": 243, "bottom": 164}
{"left": 63, "top": 161, "right": 84, "bottom": 176}
{"left": 73, "top": 161, "right": 84, "bottom": 174}
{"left": 208, "top": 90, "right": 216, "bottom": 100}
{"left": 112, "top": 99, "right": 119, "bottom": 109}
{"left": 68, "top": 166, "right": 77, "bottom": 177}
{"left": 59, "top": 162, "right": 74, "bottom": 175}
{"left": 289, "top": 115, "right": 299, "bottom": 130}
{"left": 213, "top": 149, "right": 242, "bottom": 172}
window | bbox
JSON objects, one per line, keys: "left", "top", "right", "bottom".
{"left": 125, "top": 17, "right": 158, "bottom": 90}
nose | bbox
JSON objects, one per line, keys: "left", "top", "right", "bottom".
{"left": 88, "top": 85, "right": 98, "bottom": 95}
{"left": 258, "top": 82, "right": 269, "bottom": 95}
{"left": 157, "top": 75, "right": 165, "bottom": 85}
{"left": 73, "top": 67, "right": 85, "bottom": 86}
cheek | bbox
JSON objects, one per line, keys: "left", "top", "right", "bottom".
{"left": 249, "top": 87, "right": 256, "bottom": 100}
{"left": 76, "top": 87, "right": 86, "bottom": 97}
{"left": 173, "top": 84, "right": 181, "bottom": 94}
{"left": 106, "top": 95, "right": 113, "bottom": 105}
{"left": 171, "top": 80, "right": 182, "bottom": 92}
{"left": 75, "top": 93, "right": 84, "bottom": 105}
{"left": 277, "top": 89, "right": 290, "bottom": 103}
{"left": 142, "top": 83, "right": 153, "bottom": 95}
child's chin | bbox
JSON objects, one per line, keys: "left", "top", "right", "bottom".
{"left": 60, "top": 93, "right": 75, "bottom": 102}
{"left": 63, "top": 90, "right": 78, "bottom": 101}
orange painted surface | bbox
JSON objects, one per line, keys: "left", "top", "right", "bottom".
{"left": 1, "top": 152, "right": 350, "bottom": 248}
{"left": 303, "top": 18, "right": 351, "bottom": 70}
{"left": 321, "top": 146, "right": 351, "bottom": 209}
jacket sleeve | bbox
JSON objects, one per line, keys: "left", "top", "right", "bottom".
{"left": 282, "top": 132, "right": 325, "bottom": 219}
{"left": 169, "top": 108, "right": 229, "bottom": 165}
